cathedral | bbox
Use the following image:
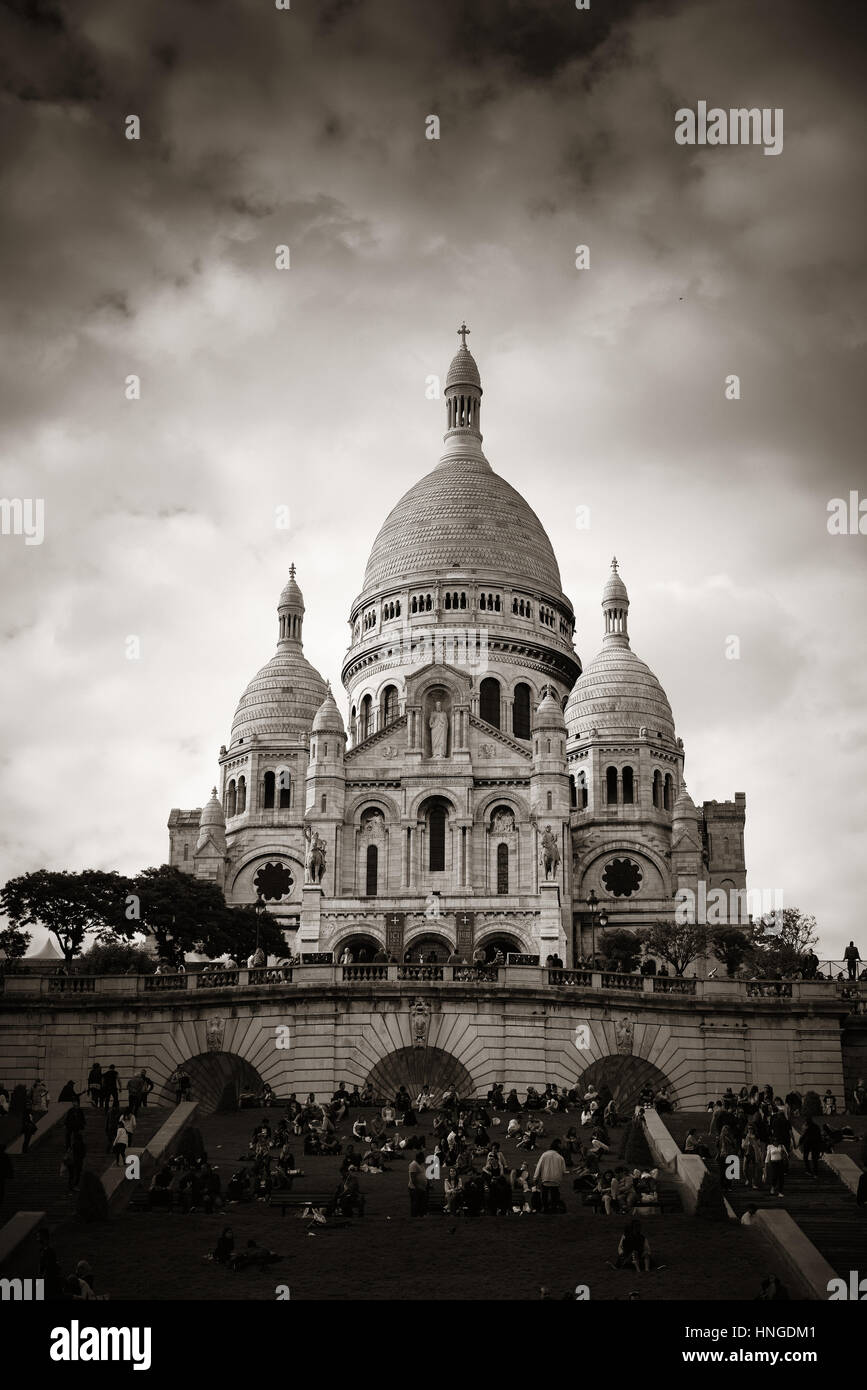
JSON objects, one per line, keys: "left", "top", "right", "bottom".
{"left": 168, "top": 330, "right": 747, "bottom": 968}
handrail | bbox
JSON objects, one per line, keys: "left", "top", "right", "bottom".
{"left": 3, "top": 967, "right": 864, "bottom": 1003}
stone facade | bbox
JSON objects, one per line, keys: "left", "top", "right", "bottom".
{"left": 167, "top": 333, "right": 747, "bottom": 967}
{"left": 0, "top": 976, "right": 853, "bottom": 1112}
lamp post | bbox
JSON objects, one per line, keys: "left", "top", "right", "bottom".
{"left": 587, "top": 890, "right": 598, "bottom": 965}
{"left": 586, "top": 891, "right": 609, "bottom": 968}
{"left": 254, "top": 893, "right": 265, "bottom": 957}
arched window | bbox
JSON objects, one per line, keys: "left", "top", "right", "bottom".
{"left": 606, "top": 766, "right": 618, "bottom": 805}
{"left": 480, "top": 676, "right": 501, "bottom": 729}
{"left": 577, "top": 772, "right": 588, "bottom": 809}
{"left": 237, "top": 776, "right": 246, "bottom": 814}
{"left": 445, "top": 592, "right": 452, "bottom": 609}
{"left": 381, "top": 685, "right": 398, "bottom": 727}
{"left": 663, "top": 773, "right": 673, "bottom": 811}
{"left": 546, "top": 790, "right": 553, "bottom": 810}
{"left": 366, "top": 844, "right": 378, "bottom": 896}
{"left": 428, "top": 801, "right": 447, "bottom": 873}
{"left": 497, "top": 842, "right": 509, "bottom": 894}
{"left": 570, "top": 775, "right": 577, "bottom": 809}
{"left": 278, "top": 770, "right": 291, "bottom": 809}
{"left": 652, "top": 770, "right": 663, "bottom": 808}
{"left": 263, "top": 771, "right": 275, "bottom": 810}
{"left": 513, "top": 682, "right": 531, "bottom": 740}
{"left": 622, "top": 766, "right": 634, "bottom": 805}
{"left": 360, "top": 694, "right": 373, "bottom": 741}
{"left": 226, "top": 779, "right": 236, "bottom": 818}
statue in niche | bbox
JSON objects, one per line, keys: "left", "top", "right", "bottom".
{"left": 540, "top": 824, "right": 560, "bottom": 880}
{"left": 304, "top": 825, "right": 327, "bottom": 884}
{"left": 410, "top": 998, "right": 431, "bottom": 1049}
{"left": 429, "top": 700, "right": 449, "bottom": 759}
{"left": 615, "top": 1017, "right": 635, "bottom": 1056}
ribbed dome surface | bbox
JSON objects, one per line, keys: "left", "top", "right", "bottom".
{"left": 566, "top": 643, "right": 675, "bottom": 742}
{"left": 445, "top": 346, "right": 481, "bottom": 389}
{"left": 230, "top": 649, "right": 328, "bottom": 744}
{"left": 362, "top": 457, "right": 564, "bottom": 595}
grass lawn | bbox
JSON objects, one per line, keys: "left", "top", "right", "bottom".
{"left": 46, "top": 1106, "right": 790, "bottom": 1301}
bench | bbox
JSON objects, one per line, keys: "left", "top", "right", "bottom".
{"left": 268, "top": 1192, "right": 337, "bottom": 1219}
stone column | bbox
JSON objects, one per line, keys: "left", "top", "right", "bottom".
{"left": 299, "top": 884, "right": 323, "bottom": 952}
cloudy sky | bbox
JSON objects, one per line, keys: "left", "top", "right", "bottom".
{"left": 1, "top": 0, "right": 865, "bottom": 958}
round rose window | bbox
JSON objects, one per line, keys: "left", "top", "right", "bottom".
{"left": 602, "top": 858, "right": 642, "bottom": 898}
{"left": 254, "top": 861, "right": 294, "bottom": 902}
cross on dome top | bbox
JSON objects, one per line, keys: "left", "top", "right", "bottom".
{"left": 611, "top": 556, "right": 619, "bottom": 573}
{"left": 457, "top": 321, "right": 470, "bottom": 348}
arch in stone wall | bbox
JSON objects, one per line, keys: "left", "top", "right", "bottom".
{"left": 366, "top": 1045, "right": 474, "bottom": 1101}
{"left": 576, "top": 1054, "right": 676, "bottom": 1113}
{"left": 167, "top": 1050, "right": 266, "bottom": 1115}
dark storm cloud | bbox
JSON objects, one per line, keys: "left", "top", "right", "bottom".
{"left": 0, "top": 0, "right": 864, "bottom": 956}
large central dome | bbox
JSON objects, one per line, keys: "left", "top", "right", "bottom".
{"left": 360, "top": 330, "right": 566, "bottom": 602}
{"left": 362, "top": 454, "right": 564, "bottom": 595}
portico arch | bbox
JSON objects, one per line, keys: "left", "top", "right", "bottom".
{"left": 577, "top": 1055, "right": 677, "bottom": 1113}
{"left": 165, "top": 1050, "right": 266, "bottom": 1115}
{"left": 366, "top": 1045, "right": 474, "bottom": 1101}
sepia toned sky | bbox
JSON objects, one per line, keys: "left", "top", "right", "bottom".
{"left": 1, "top": 0, "right": 865, "bottom": 957}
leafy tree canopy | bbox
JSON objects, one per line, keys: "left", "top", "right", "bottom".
{"left": 638, "top": 920, "right": 708, "bottom": 977}
{"left": 0, "top": 869, "right": 133, "bottom": 965}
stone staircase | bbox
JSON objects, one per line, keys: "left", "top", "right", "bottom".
{"left": 0, "top": 1104, "right": 168, "bottom": 1227}
{"left": 666, "top": 1111, "right": 867, "bottom": 1280}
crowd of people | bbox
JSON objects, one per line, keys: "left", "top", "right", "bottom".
{"left": 684, "top": 1082, "right": 867, "bottom": 1198}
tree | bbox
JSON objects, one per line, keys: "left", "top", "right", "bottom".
{"left": 599, "top": 930, "right": 641, "bottom": 973}
{"left": 0, "top": 924, "right": 31, "bottom": 966}
{"left": 710, "top": 927, "right": 751, "bottom": 978}
{"left": 638, "top": 921, "right": 708, "bottom": 977}
{"left": 746, "top": 907, "right": 819, "bottom": 978}
{"left": 130, "top": 866, "right": 286, "bottom": 963}
{"left": 0, "top": 870, "right": 134, "bottom": 966}
{"left": 75, "top": 941, "right": 155, "bottom": 976}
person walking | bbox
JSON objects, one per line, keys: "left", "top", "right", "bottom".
{"left": 844, "top": 941, "right": 861, "bottom": 981}
{"left": 87, "top": 1063, "right": 103, "bottom": 1108}
{"left": 112, "top": 1118, "right": 130, "bottom": 1167}
{"left": 20, "top": 1106, "right": 38, "bottom": 1153}
{"left": 798, "top": 1119, "right": 823, "bottom": 1179}
{"left": 408, "top": 1149, "right": 429, "bottom": 1217}
{"left": 136, "top": 1070, "right": 154, "bottom": 1111}
{"left": 104, "top": 1101, "right": 120, "bottom": 1153}
{"left": 533, "top": 1138, "right": 567, "bottom": 1214}
{"left": 101, "top": 1065, "right": 119, "bottom": 1110}
{"left": 765, "top": 1140, "right": 788, "bottom": 1197}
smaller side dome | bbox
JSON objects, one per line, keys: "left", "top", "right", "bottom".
{"left": 312, "top": 684, "right": 345, "bottom": 735}
{"left": 533, "top": 685, "right": 566, "bottom": 731}
{"left": 197, "top": 788, "right": 227, "bottom": 853}
{"left": 672, "top": 782, "right": 699, "bottom": 820}
{"left": 200, "top": 787, "right": 225, "bottom": 828}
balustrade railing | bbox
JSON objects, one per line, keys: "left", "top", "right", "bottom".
{"left": 548, "top": 968, "right": 593, "bottom": 986}
{"left": 745, "top": 980, "right": 793, "bottom": 998}
{"left": 342, "top": 964, "right": 389, "bottom": 982}
{"left": 196, "top": 969, "right": 239, "bottom": 988}
{"left": 652, "top": 977, "right": 696, "bottom": 995}
{"left": 451, "top": 965, "right": 499, "bottom": 982}
{"left": 398, "top": 964, "right": 444, "bottom": 981}
{"left": 601, "top": 971, "right": 643, "bottom": 991}
{"left": 4, "top": 965, "right": 864, "bottom": 1003}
